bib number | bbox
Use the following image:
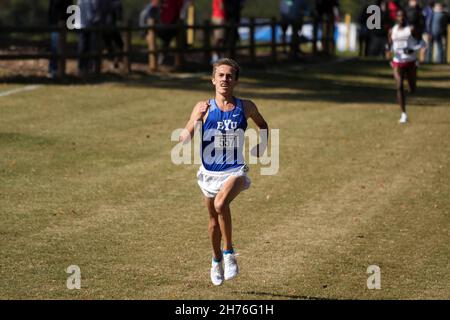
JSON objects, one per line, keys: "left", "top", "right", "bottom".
{"left": 215, "top": 134, "right": 240, "bottom": 150}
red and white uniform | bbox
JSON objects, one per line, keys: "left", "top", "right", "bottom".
{"left": 391, "top": 24, "right": 419, "bottom": 68}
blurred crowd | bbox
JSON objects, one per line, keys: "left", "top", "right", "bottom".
{"left": 358, "top": 0, "right": 449, "bottom": 63}
{"left": 139, "top": 0, "right": 246, "bottom": 65}
{"left": 279, "top": 0, "right": 341, "bottom": 56}
{"left": 139, "top": 0, "right": 342, "bottom": 64}
{"left": 47, "top": 0, "right": 448, "bottom": 77}
{"left": 48, "top": 0, "right": 125, "bottom": 77}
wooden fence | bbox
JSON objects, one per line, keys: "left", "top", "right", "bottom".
{"left": 0, "top": 17, "right": 338, "bottom": 78}
{"left": 0, "top": 15, "right": 450, "bottom": 77}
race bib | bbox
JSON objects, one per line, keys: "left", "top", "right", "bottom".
{"left": 396, "top": 40, "right": 408, "bottom": 50}
{"left": 215, "top": 133, "right": 240, "bottom": 150}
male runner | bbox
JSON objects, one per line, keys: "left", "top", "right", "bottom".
{"left": 388, "top": 9, "right": 425, "bottom": 124}
{"left": 179, "top": 58, "right": 269, "bottom": 286}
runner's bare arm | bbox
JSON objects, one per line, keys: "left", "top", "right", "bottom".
{"left": 244, "top": 100, "right": 269, "bottom": 157}
{"left": 387, "top": 29, "right": 393, "bottom": 51}
{"left": 179, "top": 101, "right": 210, "bottom": 143}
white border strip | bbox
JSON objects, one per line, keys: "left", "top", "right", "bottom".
{"left": 0, "top": 85, "right": 41, "bottom": 98}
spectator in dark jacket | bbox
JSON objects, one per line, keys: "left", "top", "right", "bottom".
{"left": 224, "top": 0, "right": 245, "bottom": 46}
{"left": 48, "top": 0, "right": 73, "bottom": 78}
{"left": 423, "top": 0, "right": 435, "bottom": 62}
{"left": 315, "top": 0, "right": 340, "bottom": 54}
{"left": 358, "top": 2, "right": 371, "bottom": 57}
{"left": 279, "top": 0, "right": 309, "bottom": 57}
{"left": 77, "top": 0, "right": 102, "bottom": 76}
{"left": 430, "top": 2, "right": 448, "bottom": 63}
{"left": 406, "top": 0, "right": 425, "bottom": 39}
{"left": 100, "top": 0, "right": 124, "bottom": 68}
{"left": 366, "top": 0, "right": 394, "bottom": 58}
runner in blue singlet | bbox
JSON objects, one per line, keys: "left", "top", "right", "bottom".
{"left": 179, "top": 58, "right": 269, "bottom": 286}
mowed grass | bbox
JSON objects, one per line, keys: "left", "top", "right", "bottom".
{"left": 0, "top": 60, "right": 449, "bottom": 300}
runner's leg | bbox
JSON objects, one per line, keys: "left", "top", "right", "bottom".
{"left": 407, "top": 65, "right": 417, "bottom": 94}
{"left": 205, "top": 197, "right": 222, "bottom": 260}
{"left": 394, "top": 67, "right": 406, "bottom": 113}
{"left": 214, "top": 176, "right": 247, "bottom": 251}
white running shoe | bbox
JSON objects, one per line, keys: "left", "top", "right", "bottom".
{"left": 399, "top": 112, "right": 408, "bottom": 124}
{"left": 223, "top": 253, "right": 239, "bottom": 281}
{"left": 210, "top": 259, "right": 224, "bottom": 286}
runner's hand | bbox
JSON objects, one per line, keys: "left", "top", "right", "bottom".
{"left": 196, "top": 101, "right": 210, "bottom": 120}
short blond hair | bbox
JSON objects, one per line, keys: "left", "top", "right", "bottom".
{"left": 212, "top": 58, "right": 240, "bottom": 80}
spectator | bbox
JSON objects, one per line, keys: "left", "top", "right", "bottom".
{"left": 406, "top": 0, "right": 425, "bottom": 39}
{"left": 180, "top": 0, "right": 193, "bottom": 21}
{"left": 224, "top": 0, "right": 245, "bottom": 47}
{"left": 315, "top": 0, "right": 340, "bottom": 55}
{"left": 158, "top": 0, "right": 184, "bottom": 65}
{"left": 48, "top": 0, "right": 73, "bottom": 78}
{"left": 279, "top": 0, "right": 309, "bottom": 57}
{"left": 423, "top": 0, "right": 435, "bottom": 63}
{"left": 140, "top": 0, "right": 160, "bottom": 27}
{"left": 367, "top": 0, "right": 390, "bottom": 57}
{"left": 211, "top": 0, "right": 227, "bottom": 64}
{"left": 386, "top": 0, "right": 402, "bottom": 28}
{"left": 100, "top": 0, "right": 124, "bottom": 69}
{"left": 139, "top": 0, "right": 160, "bottom": 38}
{"left": 358, "top": 2, "right": 372, "bottom": 57}
{"left": 76, "top": 0, "right": 102, "bottom": 76}
{"left": 430, "top": 2, "right": 448, "bottom": 63}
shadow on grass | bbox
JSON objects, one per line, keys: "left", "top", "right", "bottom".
{"left": 234, "top": 290, "right": 334, "bottom": 300}
{"left": 0, "top": 132, "right": 57, "bottom": 147}
{"left": 1, "top": 59, "right": 449, "bottom": 107}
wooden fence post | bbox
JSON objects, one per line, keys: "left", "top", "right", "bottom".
{"left": 323, "top": 17, "right": 329, "bottom": 55}
{"left": 122, "top": 19, "right": 132, "bottom": 74}
{"left": 146, "top": 18, "right": 158, "bottom": 72}
{"left": 187, "top": 3, "right": 195, "bottom": 46}
{"left": 94, "top": 25, "right": 102, "bottom": 75}
{"left": 175, "top": 20, "right": 185, "bottom": 69}
{"left": 312, "top": 16, "right": 318, "bottom": 54}
{"left": 447, "top": 24, "right": 450, "bottom": 63}
{"left": 57, "top": 21, "right": 67, "bottom": 78}
{"left": 271, "top": 17, "right": 277, "bottom": 63}
{"left": 203, "top": 20, "right": 211, "bottom": 65}
{"left": 249, "top": 17, "right": 256, "bottom": 64}
{"left": 345, "top": 14, "right": 351, "bottom": 52}
{"left": 228, "top": 21, "right": 236, "bottom": 59}
{"left": 290, "top": 21, "right": 299, "bottom": 60}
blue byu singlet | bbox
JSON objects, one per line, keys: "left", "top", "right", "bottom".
{"left": 201, "top": 97, "right": 248, "bottom": 172}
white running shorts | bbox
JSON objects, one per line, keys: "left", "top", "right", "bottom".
{"left": 197, "top": 165, "right": 251, "bottom": 198}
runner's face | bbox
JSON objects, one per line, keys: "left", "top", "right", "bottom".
{"left": 212, "top": 65, "right": 238, "bottom": 95}
{"left": 396, "top": 12, "right": 405, "bottom": 26}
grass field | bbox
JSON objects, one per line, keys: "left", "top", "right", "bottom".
{"left": 0, "top": 59, "right": 449, "bottom": 300}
